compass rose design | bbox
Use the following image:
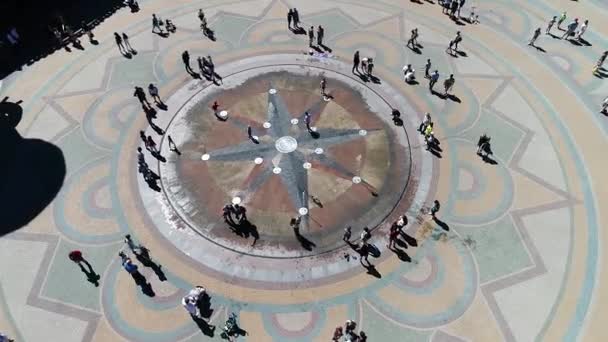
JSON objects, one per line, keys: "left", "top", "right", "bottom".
{"left": 199, "top": 86, "right": 381, "bottom": 228}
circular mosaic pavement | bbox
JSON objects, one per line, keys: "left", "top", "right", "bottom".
{"left": 154, "top": 58, "right": 414, "bottom": 258}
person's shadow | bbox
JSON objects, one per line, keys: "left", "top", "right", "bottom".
{"left": 131, "top": 270, "right": 155, "bottom": 297}
{"left": 75, "top": 258, "right": 101, "bottom": 286}
{"left": 192, "top": 316, "right": 216, "bottom": 337}
{"left": 135, "top": 247, "right": 167, "bottom": 281}
{"left": 433, "top": 217, "right": 450, "bottom": 231}
{"left": 0, "top": 97, "right": 66, "bottom": 234}
{"left": 293, "top": 227, "right": 316, "bottom": 251}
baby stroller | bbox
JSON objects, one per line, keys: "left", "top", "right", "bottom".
{"left": 165, "top": 20, "right": 176, "bottom": 33}
{"left": 221, "top": 313, "right": 240, "bottom": 341}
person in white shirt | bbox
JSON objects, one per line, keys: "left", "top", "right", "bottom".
{"left": 403, "top": 64, "right": 416, "bottom": 83}
{"left": 576, "top": 19, "right": 589, "bottom": 40}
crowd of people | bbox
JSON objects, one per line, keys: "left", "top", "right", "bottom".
{"left": 19, "top": 1, "right": 601, "bottom": 341}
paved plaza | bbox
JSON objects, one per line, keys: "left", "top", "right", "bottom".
{"left": 1, "top": 0, "right": 608, "bottom": 341}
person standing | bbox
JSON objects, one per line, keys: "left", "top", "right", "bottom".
{"left": 148, "top": 84, "right": 161, "bottom": 104}
{"left": 308, "top": 26, "right": 315, "bottom": 47}
{"left": 424, "top": 59, "right": 432, "bottom": 78}
{"left": 457, "top": 0, "right": 466, "bottom": 18}
{"left": 0, "top": 332, "right": 14, "bottom": 342}
{"left": 134, "top": 86, "right": 151, "bottom": 107}
{"left": 367, "top": 58, "right": 374, "bottom": 76}
{"left": 317, "top": 25, "right": 324, "bottom": 46}
{"left": 450, "top": 0, "right": 459, "bottom": 19}
{"left": 387, "top": 225, "right": 399, "bottom": 249}
{"left": 546, "top": 16, "right": 557, "bottom": 35}
{"left": 561, "top": 18, "right": 578, "bottom": 40}
{"left": 207, "top": 55, "right": 216, "bottom": 82}
{"left": 293, "top": 8, "right": 300, "bottom": 29}
{"left": 167, "top": 135, "right": 181, "bottom": 155}
{"left": 443, "top": 74, "right": 455, "bottom": 96}
{"left": 576, "top": 19, "right": 589, "bottom": 40}
{"left": 360, "top": 227, "right": 371, "bottom": 243}
{"left": 419, "top": 112, "right": 432, "bottom": 133}
{"left": 529, "top": 27, "right": 541, "bottom": 46}
{"left": 557, "top": 11, "right": 567, "bottom": 30}
{"left": 320, "top": 77, "right": 327, "bottom": 97}
{"left": 152, "top": 14, "right": 163, "bottom": 34}
{"left": 352, "top": 50, "right": 360, "bottom": 74}
{"left": 212, "top": 101, "right": 220, "bottom": 115}
{"left": 343, "top": 226, "right": 352, "bottom": 242}
{"left": 114, "top": 32, "right": 125, "bottom": 54}
{"left": 197, "top": 56, "right": 205, "bottom": 76}
{"left": 429, "top": 70, "right": 440, "bottom": 92}
{"left": 146, "top": 136, "right": 158, "bottom": 154}
{"left": 287, "top": 9, "right": 293, "bottom": 30}
{"left": 430, "top": 200, "right": 441, "bottom": 218}
{"left": 122, "top": 33, "right": 135, "bottom": 53}
{"left": 182, "top": 50, "right": 193, "bottom": 74}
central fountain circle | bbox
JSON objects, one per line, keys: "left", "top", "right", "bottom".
{"left": 275, "top": 136, "right": 298, "bottom": 153}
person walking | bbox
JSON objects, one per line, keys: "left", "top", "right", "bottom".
{"left": 308, "top": 26, "right": 315, "bottom": 47}
{"left": 317, "top": 25, "right": 324, "bottom": 46}
{"left": 429, "top": 70, "right": 440, "bottom": 92}
{"left": 353, "top": 50, "right": 360, "bottom": 74}
{"left": 152, "top": 14, "right": 163, "bottom": 34}
{"left": 287, "top": 9, "right": 293, "bottom": 30}
{"left": 529, "top": 27, "right": 541, "bottom": 46}
{"left": 168, "top": 135, "right": 181, "bottom": 155}
{"left": 114, "top": 32, "right": 125, "bottom": 54}
{"left": 343, "top": 226, "right": 352, "bottom": 242}
{"left": 134, "top": 86, "right": 151, "bottom": 107}
{"left": 561, "top": 18, "right": 578, "bottom": 40}
{"left": 593, "top": 51, "right": 608, "bottom": 74}
{"left": 546, "top": 16, "right": 557, "bottom": 35}
{"left": 453, "top": 31, "right": 462, "bottom": 51}
{"left": 367, "top": 58, "right": 374, "bottom": 76}
{"left": 148, "top": 84, "right": 161, "bottom": 104}
{"left": 424, "top": 59, "right": 432, "bottom": 78}
{"left": 443, "top": 74, "right": 455, "bottom": 96}
{"left": 576, "top": 19, "right": 589, "bottom": 40}
{"left": 120, "top": 252, "right": 141, "bottom": 276}
{"left": 430, "top": 200, "right": 440, "bottom": 218}
{"left": 557, "top": 11, "right": 567, "bottom": 30}
{"left": 292, "top": 8, "right": 300, "bottom": 29}
{"left": 601, "top": 96, "right": 608, "bottom": 114}
{"left": 406, "top": 28, "right": 418, "bottom": 49}
{"left": 446, "top": 39, "right": 455, "bottom": 55}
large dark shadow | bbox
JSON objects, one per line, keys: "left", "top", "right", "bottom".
{"left": 0, "top": 0, "right": 127, "bottom": 79}
{"left": 0, "top": 97, "right": 66, "bottom": 234}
